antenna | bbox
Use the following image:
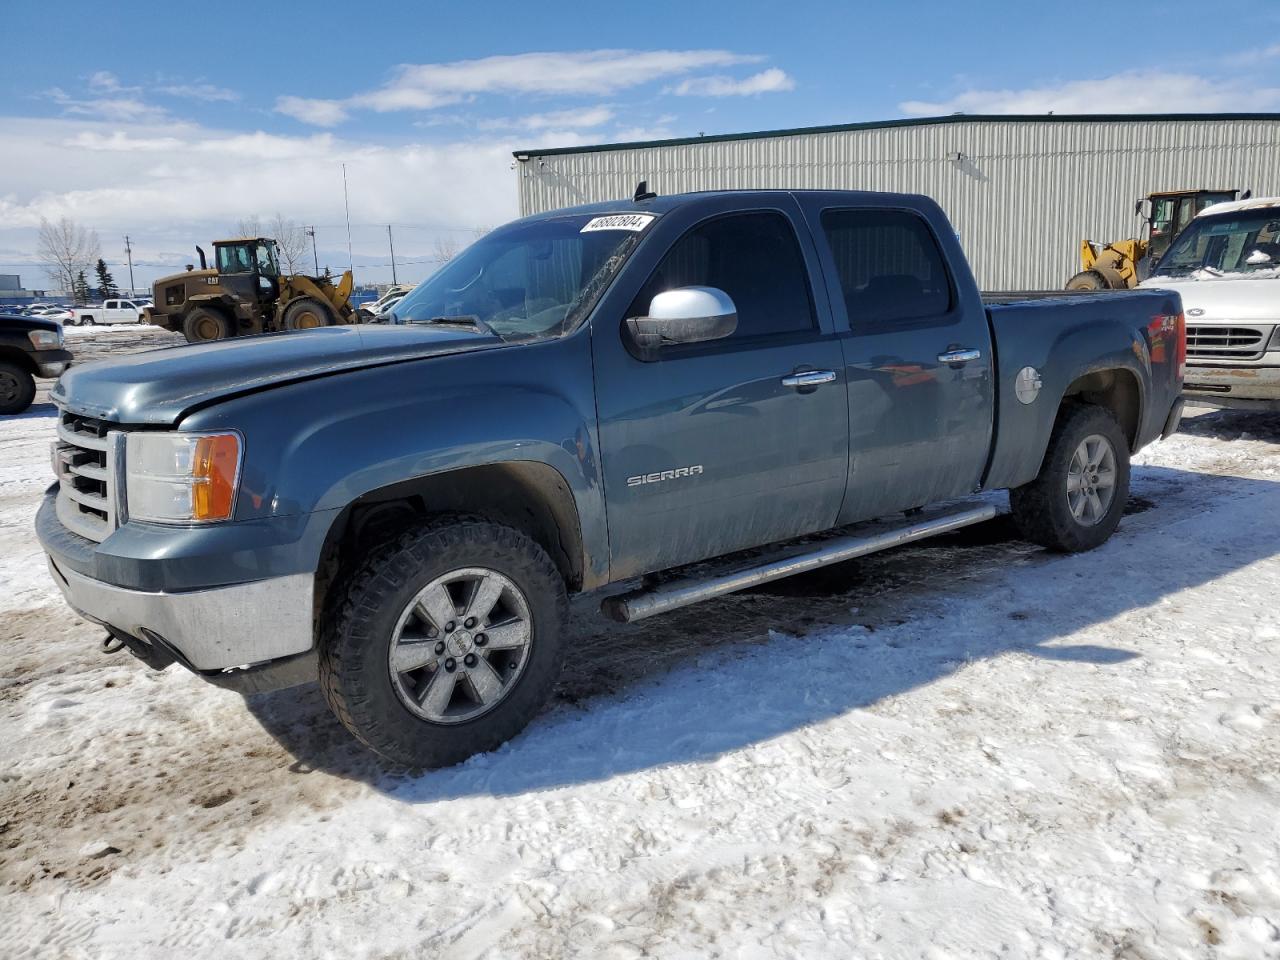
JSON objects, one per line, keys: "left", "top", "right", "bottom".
{"left": 633, "top": 180, "right": 658, "bottom": 202}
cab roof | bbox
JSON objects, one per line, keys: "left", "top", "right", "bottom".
{"left": 1197, "top": 196, "right": 1280, "bottom": 217}
{"left": 513, "top": 188, "right": 932, "bottom": 225}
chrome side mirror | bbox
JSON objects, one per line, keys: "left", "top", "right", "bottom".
{"left": 625, "top": 286, "right": 738, "bottom": 358}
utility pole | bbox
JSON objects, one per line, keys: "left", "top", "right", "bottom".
{"left": 387, "top": 225, "right": 398, "bottom": 285}
{"left": 123, "top": 235, "right": 135, "bottom": 295}
{"left": 305, "top": 226, "right": 319, "bottom": 275}
{"left": 342, "top": 163, "right": 354, "bottom": 281}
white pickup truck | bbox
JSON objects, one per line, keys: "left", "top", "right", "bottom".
{"left": 68, "top": 298, "right": 150, "bottom": 327}
{"left": 1141, "top": 196, "right": 1280, "bottom": 411}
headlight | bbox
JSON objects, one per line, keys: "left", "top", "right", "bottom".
{"left": 125, "top": 432, "right": 242, "bottom": 523}
{"left": 28, "top": 329, "right": 61, "bottom": 349}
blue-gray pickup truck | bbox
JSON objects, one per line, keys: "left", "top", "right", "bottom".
{"left": 37, "top": 190, "right": 1185, "bottom": 766}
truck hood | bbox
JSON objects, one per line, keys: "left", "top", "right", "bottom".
{"left": 1139, "top": 274, "right": 1280, "bottom": 323}
{"left": 52, "top": 324, "right": 505, "bottom": 424}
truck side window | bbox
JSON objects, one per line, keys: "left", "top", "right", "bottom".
{"left": 821, "top": 209, "right": 952, "bottom": 327}
{"left": 628, "top": 211, "right": 816, "bottom": 339}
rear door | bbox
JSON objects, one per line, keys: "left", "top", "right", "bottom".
{"left": 591, "top": 197, "right": 850, "bottom": 580}
{"left": 797, "top": 197, "right": 994, "bottom": 523}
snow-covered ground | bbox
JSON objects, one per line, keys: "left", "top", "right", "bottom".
{"left": 2, "top": 346, "right": 1279, "bottom": 957}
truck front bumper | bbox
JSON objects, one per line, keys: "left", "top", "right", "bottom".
{"left": 32, "top": 347, "right": 73, "bottom": 378}
{"left": 36, "top": 490, "right": 325, "bottom": 692}
{"left": 1184, "top": 363, "right": 1280, "bottom": 411}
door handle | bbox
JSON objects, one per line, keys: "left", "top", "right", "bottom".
{"left": 937, "top": 348, "right": 982, "bottom": 365}
{"left": 781, "top": 370, "right": 837, "bottom": 389}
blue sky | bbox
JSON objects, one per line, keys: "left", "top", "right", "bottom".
{"left": 1, "top": 0, "right": 1277, "bottom": 288}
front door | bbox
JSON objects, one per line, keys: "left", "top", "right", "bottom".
{"left": 798, "top": 200, "right": 995, "bottom": 523}
{"left": 592, "top": 201, "right": 850, "bottom": 580}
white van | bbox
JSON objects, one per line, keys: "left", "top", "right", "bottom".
{"left": 68, "top": 298, "right": 148, "bottom": 326}
{"left": 1140, "top": 196, "right": 1280, "bottom": 411}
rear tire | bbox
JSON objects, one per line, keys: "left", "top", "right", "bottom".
{"left": 282, "top": 297, "right": 335, "bottom": 331}
{"left": 183, "top": 307, "right": 232, "bottom": 343}
{"left": 320, "top": 518, "right": 568, "bottom": 768}
{"left": 0, "top": 362, "right": 37, "bottom": 415}
{"left": 1009, "top": 403, "right": 1130, "bottom": 553}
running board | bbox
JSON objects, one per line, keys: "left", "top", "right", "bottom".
{"left": 600, "top": 504, "right": 998, "bottom": 623}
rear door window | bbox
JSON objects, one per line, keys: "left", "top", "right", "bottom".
{"left": 627, "top": 211, "right": 816, "bottom": 340}
{"left": 820, "top": 209, "right": 953, "bottom": 328}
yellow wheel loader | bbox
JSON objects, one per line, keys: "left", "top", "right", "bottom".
{"left": 1066, "top": 189, "right": 1241, "bottom": 291}
{"left": 142, "top": 237, "right": 360, "bottom": 342}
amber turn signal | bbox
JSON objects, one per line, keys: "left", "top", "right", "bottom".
{"left": 192, "top": 434, "right": 240, "bottom": 521}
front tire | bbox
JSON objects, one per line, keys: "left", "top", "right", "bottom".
{"left": 1066, "top": 270, "right": 1109, "bottom": 291}
{"left": 320, "top": 518, "right": 568, "bottom": 768}
{"left": 0, "top": 362, "right": 36, "bottom": 415}
{"left": 282, "top": 297, "right": 335, "bottom": 331}
{"left": 1009, "top": 403, "right": 1130, "bottom": 552}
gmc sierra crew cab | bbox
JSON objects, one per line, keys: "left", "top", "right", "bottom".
{"left": 36, "top": 190, "right": 1185, "bottom": 767}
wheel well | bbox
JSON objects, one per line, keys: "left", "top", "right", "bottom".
{"left": 316, "top": 462, "right": 586, "bottom": 613}
{"left": 1061, "top": 368, "right": 1141, "bottom": 448}
{"left": 0, "top": 347, "right": 37, "bottom": 375}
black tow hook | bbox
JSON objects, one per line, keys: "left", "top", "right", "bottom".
{"left": 100, "top": 628, "right": 176, "bottom": 671}
{"left": 102, "top": 633, "right": 128, "bottom": 655}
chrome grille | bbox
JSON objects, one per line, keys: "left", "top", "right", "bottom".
{"left": 1185, "top": 325, "right": 1270, "bottom": 361}
{"left": 53, "top": 410, "right": 123, "bottom": 542}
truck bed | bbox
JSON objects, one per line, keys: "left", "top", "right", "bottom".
{"left": 981, "top": 288, "right": 1184, "bottom": 492}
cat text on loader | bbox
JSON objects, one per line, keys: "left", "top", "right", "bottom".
{"left": 142, "top": 237, "right": 360, "bottom": 342}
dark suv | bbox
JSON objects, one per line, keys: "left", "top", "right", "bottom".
{"left": 0, "top": 313, "right": 73, "bottom": 414}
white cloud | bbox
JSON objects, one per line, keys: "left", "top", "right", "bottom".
{"left": 611, "top": 124, "right": 677, "bottom": 143}
{"left": 900, "top": 70, "right": 1280, "bottom": 115}
{"left": 668, "top": 68, "right": 795, "bottom": 97}
{"left": 45, "top": 86, "right": 168, "bottom": 123}
{"left": 279, "top": 49, "right": 765, "bottom": 125}
{"left": 155, "top": 82, "right": 240, "bottom": 103}
{"left": 482, "top": 105, "right": 616, "bottom": 131}
{"left": 275, "top": 95, "right": 349, "bottom": 126}
{"left": 0, "top": 116, "right": 523, "bottom": 284}
{"left": 1233, "top": 42, "right": 1280, "bottom": 65}
{"left": 87, "top": 71, "right": 118, "bottom": 92}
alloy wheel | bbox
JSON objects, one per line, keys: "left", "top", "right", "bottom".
{"left": 387, "top": 567, "right": 534, "bottom": 724}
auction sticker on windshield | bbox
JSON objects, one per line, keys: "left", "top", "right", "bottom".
{"left": 581, "top": 214, "right": 656, "bottom": 233}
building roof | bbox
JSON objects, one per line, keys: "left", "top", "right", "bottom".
{"left": 513, "top": 112, "right": 1280, "bottom": 159}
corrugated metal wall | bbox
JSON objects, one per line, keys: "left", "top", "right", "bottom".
{"left": 516, "top": 118, "right": 1280, "bottom": 290}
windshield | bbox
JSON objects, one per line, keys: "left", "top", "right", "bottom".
{"left": 392, "top": 213, "right": 652, "bottom": 341}
{"left": 1154, "top": 209, "right": 1280, "bottom": 278}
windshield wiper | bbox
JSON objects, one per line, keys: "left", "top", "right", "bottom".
{"left": 407, "top": 314, "right": 497, "bottom": 335}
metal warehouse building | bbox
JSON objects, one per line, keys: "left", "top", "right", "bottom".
{"left": 514, "top": 113, "right": 1280, "bottom": 290}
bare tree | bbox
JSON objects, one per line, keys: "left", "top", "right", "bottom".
{"left": 432, "top": 235, "right": 462, "bottom": 263}
{"left": 37, "top": 217, "right": 101, "bottom": 295}
{"left": 270, "top": 214, "right": 309, "bottom": 275}
{"left": 233, "top": 214, "right": 308, "bottom": 274}
{"left": 234, "top": 215, "right": 264, "bottom": 238}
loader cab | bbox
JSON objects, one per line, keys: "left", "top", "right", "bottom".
{"left": 1141, "top": 191, "right": 1238, "bottom": 262}
{"left": 213, "top": 237, "right": 280, "bottom": 301}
